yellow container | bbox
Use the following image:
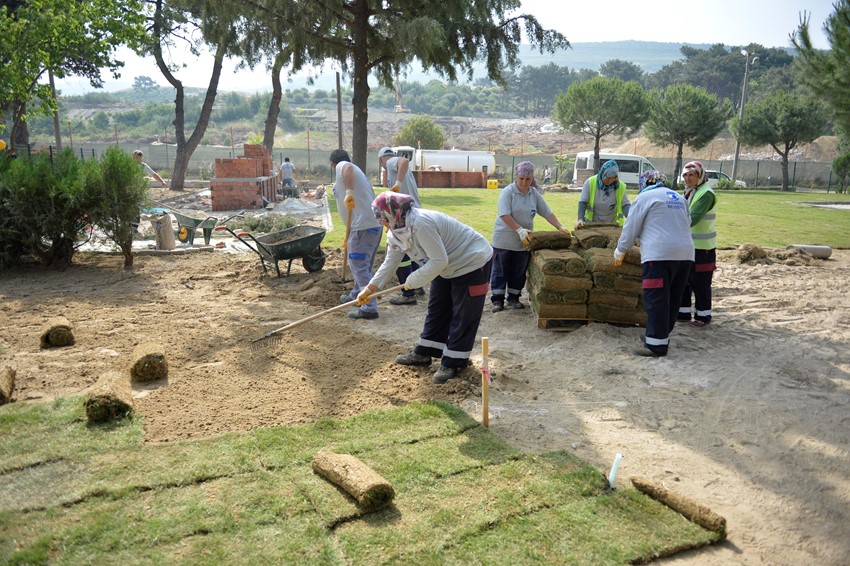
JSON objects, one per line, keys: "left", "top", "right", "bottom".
{"left": 487, "top": 179, "right": 499, "bottom": 189}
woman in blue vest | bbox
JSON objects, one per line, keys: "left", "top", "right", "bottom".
{"left": 678, "top": 161, "right": 717, "bottom": 328}
{"left": 575, "top": 159, "right": 631, "bottom": 228}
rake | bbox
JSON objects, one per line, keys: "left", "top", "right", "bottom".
{"left": 250, "top": 284, "right": 406, "bottom": 350}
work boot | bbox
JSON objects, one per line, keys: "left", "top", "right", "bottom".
{"left": 633, "top": 345, "right": 665, "bottom": 357}
{"left": 395, "top": 352, "right": 432, "bottom": 366}
{"left": 348, "top": 309, "right": 378, "bottom": 320}
{"left": 390, "top": 294, "right": 417, "bottom": 306}
{"left": 491, "top": 302, "right": 504, "bottom": 313}
{"left": 340, "top": 292, "right": 354, "bottom": 304}
{"left": 506, "top": 300, "right": 525, "bottom": 310}
{"left": 432, "top": 366, "right": 459, "bottom": 384}
{"left": 415, "top": 288, "right": 426, "bottom": 297}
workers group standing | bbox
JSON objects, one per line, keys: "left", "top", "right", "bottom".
{"left": 678, "top": 160, "right": 718, "bottom": 328}
{"left": 330, "top": 149, "right": 383, "bottom": 320}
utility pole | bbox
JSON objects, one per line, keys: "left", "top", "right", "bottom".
{"left": 732, "top": 50, "right": 758, "bottom": 184}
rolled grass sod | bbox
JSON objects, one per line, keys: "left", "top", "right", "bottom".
{"left": 0, "top": 399, "right": 723, "bottom": 565}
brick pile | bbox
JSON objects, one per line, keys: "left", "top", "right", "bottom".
{"left": 210, "top": 144, "right": 281, "bottom": 211}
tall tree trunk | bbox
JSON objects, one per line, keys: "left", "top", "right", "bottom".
{"left": 263, "top": 54, "right": 285, "bottom": 152}
{"left": 675, "top": 142, "right": 685, "bottom": 187}
{"left": 150, "top": 0, "right": 227, "bottom": 190}
{"left": 350, "top": 0, "right": 371, "bottom": 170}
{"left": 10, "top": 101, "right": 29, "bottom": 151}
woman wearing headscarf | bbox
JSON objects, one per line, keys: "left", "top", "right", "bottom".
{"left": 490, "top": 161, "right": 571, "bottom": 312}
{"left": 678, "top": 160, "right": 718, "bottom": 328}
{"left": 614, "top": 171, "right": 694, "bottom": 357}
{"left": 355, "top": 192, "right": 493, "bottom": 384}
{"left": 576, "top": 159, "right": 631, "bottom": 229}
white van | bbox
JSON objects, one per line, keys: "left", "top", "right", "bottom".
{"left": 572, "top": 152, "right": 657, "bottom": 188}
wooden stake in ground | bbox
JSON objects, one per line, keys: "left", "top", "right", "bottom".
{"left": 0, "top": 366, "right": 16, "bottom": 405}
{"left": 481, "top": 337, "right": 490, "bottom": 428}
{"left": 311, "top": 449, "right": 395, "bottom": 510}
{"left": 631, "top": 476, "right": 727, "bottom": 534}
{"left": 85, "top": 371, "right": 134, "bottom": 424}
{"left": 39, "top": 316, "right": 75, "bottom": 349}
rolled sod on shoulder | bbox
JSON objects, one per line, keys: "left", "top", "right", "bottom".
{"left": 39, "top": 317, "right": 75, "bottom": 349}
{"left": 631, "top": 476, "right": 727, "bottom": 535}
{"left": 1, "top": 366, "right": 16, "bottom": 405}
{"left": 524, "top": 230, "right": 573, "bottom": 251}
{"left": 311, "top": 449, "right": 395, "bottom": 510}
{"left": 85, "top": 371, "right": 134, "bottom": 424}
{"left": 130, "top": 343, "right": 168, "bottom": 383}
{"left": 531, "top": 248, "right": 587, "bottom": 276}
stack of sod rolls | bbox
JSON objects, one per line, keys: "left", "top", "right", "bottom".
{"left": 527, "top": 226, "right": 646, "bottom": 327}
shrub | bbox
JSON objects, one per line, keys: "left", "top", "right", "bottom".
{"left": 83, "top": 146, "right": 150, "bottom": 268}
{"left": 715, "top": 178, "right": 736, "bottom": 190}
{"left": 0, "top": 149, "right": 89, "bottom": 269}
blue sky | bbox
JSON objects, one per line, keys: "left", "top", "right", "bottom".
{"left": 54, "top": 0, "right": 835, "bottom": 95}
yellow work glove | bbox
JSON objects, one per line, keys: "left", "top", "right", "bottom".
{"left": 356, "top": 284, "right": 378, "bottom": 306}
{"left": 390, "top": 184, "right": 401, "bottom": 192}
{"left": 515, "top": 227, "right": 531, "bottom": 246}
{"left": 613, "top": 249, "right": 625, "bottom": 268}
{"left": 344, "top": 190, "right": 355, "bottom": 210}
{"left": 556, "top": 225, "right": 572, "bottom": 237}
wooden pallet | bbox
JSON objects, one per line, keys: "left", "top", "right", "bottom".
{"left": 537, "top": 318, "right": 589, "bottom": 332}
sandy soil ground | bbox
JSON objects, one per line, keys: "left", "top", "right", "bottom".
{"left": 1, "top": 244, "right": 848, "bottom": 565}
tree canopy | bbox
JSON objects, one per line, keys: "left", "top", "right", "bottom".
{"left": 392, "top": 115, "right": 445, "bottom": 149}
{"left": 793, "top": 0, "right": 850, "bottom": 133}
{"left": 643, "top": 83, "right": 732, "bottom": 183}
{"left": 552, "top": 76, "right": 648, "bottom": 170}
{"left": 0, "top": 0, "right": 147, "bottom": 145}
{"left": 734, "top": 92, "right": 827, "bottom": 190}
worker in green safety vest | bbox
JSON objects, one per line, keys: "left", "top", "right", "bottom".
{"left": 575, "top": 159, "right": 631, "bottom": 229}
{"left": 678, "top": 160, "right": 717, "bottom": 328}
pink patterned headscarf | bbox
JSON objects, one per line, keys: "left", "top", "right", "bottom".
{"left": 682, "top": 160, "right": 707, "bottom": 187}
{"left": 514, "top": 161, "right": 540, "bottom": 189}
{"left": 372, "top": 191, "right": 415, "bottom": 229}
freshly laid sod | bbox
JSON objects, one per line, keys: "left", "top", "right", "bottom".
{"left": 322, "top": 188, "right": 850, "bottom": 250}
{"left": 0, "top": 399, "right": 722, "bottom": 565}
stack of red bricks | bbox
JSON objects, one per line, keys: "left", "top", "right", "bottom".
{"left": 210, "top": 144, "right": 281, "bottom": 211}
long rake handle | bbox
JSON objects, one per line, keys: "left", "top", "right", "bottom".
{"left": 341, "top": 206, "right": 353, "bottom": 282}
{"left": 251, "top": 284, "right": 406, "bottom": 348}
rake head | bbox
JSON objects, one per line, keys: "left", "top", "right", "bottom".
{"left": 250, "top": 331, "right": 284, "bottom": 351}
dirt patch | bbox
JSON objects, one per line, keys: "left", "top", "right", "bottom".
{"left": 1, "top": 248, "right": 849, "bottom": 565}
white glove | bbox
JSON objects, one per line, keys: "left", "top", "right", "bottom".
{"left": 516, "top": 227, "right": 530, "bottom": 244}
{"left": 574, "top": 219, "right": 586, "bottom": 230}
{"left": 613, "top": 249, "right": 626, "bottom": 267}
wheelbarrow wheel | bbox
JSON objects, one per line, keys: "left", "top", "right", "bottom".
{"left": 177, "top": 225, "right": 190, "bottom": 243}
{"left": 302, "top": 252, "right": 326, "bottom": 273}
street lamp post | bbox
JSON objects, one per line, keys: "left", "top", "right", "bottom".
{"left": 731, "top": 50, "right": 758, "bottom": 184}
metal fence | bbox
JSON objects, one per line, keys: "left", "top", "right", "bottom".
{"left": 15, "top": 142, "right": 844, "bottom": 191}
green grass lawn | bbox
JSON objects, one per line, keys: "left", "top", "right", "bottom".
{"left": 321, "top": 188, "right": 850, "bottom": 250}
{"left": 0, "top": 399, "right": 722, "bottom": 565}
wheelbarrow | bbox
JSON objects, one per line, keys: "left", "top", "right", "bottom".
{"left": 219, "top": 224, "right": 327, "bottom": 277}
{"left": 171, "top": 209, "right": 219, "bottom": 246}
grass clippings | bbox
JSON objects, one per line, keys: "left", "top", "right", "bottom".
{"left": 0, "top": 399, "right": 723, "bottom": 565}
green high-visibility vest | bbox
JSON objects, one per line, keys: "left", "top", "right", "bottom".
{"left": 689, "top": 184, "right": 717, "bottom": 249}
{"left": 585, "top": 176, "right": 627, "bottom": 226}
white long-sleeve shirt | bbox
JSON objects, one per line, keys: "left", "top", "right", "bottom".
{"left": 616, "top": 185, "right": 694, "bottom": 263}
{"left": 371, "top": 209, "right": 493, "bottom": 289}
